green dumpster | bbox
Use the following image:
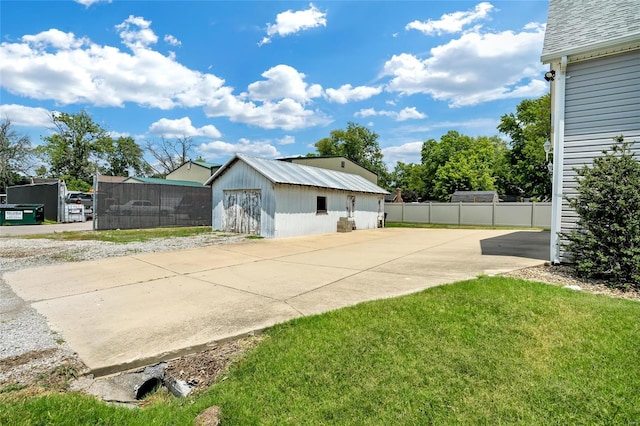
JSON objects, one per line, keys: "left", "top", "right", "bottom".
{"left": 0, "top": 204, "right": 45, "bottom": 225}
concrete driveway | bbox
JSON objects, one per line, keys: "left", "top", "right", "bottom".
{"left": 3, "top": 228, "right": 549, "bottom": 376}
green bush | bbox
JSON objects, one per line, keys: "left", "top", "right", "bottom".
{"left": 563, "top": 137, "right": 640, "bottom": 289}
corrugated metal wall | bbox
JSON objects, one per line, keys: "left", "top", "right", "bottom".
{"left": 211, "top": 161, "right": 276, "bottom": 236}
{"left": 273, "top": 186, "right": 383, "bottom": 238}
{"left": 560, "top": 49, "right": 640, "bottom": 260}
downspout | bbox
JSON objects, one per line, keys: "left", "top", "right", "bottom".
{"left": 550, "top": 55, "right": 567, "bottom": 264}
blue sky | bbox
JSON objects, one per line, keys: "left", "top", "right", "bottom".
{"left": 0, "top": 0, "right": 550, "bottom": 170}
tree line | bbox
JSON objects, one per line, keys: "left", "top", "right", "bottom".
{"left": 1, "top": 93, "right": 550, "bottom": 198}
{"left": 311, "top": 94, "right": 551, "bottom": 201}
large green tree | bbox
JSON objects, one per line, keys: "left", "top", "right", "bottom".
{"left": 312, "top": 122, "right": 389, "bottom": 188}
{"left": 103, "top": 136, "right": 150, "bottom": 177}
{"left": 38, "top": 111, "right": 147, "bottom": 188}
{"left": 432, "top": 136, "right": 505, "bottom": 200}
{"left": 38, "top": 111, "right": 109, "bottom": 184}
{"left": 498, "top": 93, "right": 551, "bottom": 200}
{"left": 0, "top": 118, "right": 33, "bottom": 193}
{"left": 390, "top": 162, "right": 429, "bottom": 202}
{"left": 417, "top": 131, "right": 509, "bottom": 201}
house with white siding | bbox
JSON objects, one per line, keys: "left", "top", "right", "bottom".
{"left": 204, "top": 154, "right": 389, "bottom": 238}
{"left": 541, "top": 0, "right": 640, "bottom": 263}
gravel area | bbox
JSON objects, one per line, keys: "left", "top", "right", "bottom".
{"left": 0, "top": 232, "right": 247, "bottom": 387}
{"left": 1, "top": 232, "right": 638, "bottom": 391}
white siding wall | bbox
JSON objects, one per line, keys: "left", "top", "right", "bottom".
{"left": 273, "top": 186, "right": 383, "bottom": 238}
{"left": 560, "top": 49, "right": 640, "bottom": 260}
{"left": 211, "top": 161, "right": 276, "bottom": 237}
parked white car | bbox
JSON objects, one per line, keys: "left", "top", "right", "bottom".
{"left": 109, "top": 200, "right": 173, "bottom": 216}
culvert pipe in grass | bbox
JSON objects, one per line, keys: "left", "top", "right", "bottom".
{"left": 135, "top": 377, "right": 163, "bottom": 400}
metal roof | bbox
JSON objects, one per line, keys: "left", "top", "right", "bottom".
{"left": 541, "top": 0, "right": 640, "bottom": 62}
{"left": 192, "top": 160, "right": 219, "bottom": 169}
{"left": 206, "top": 154, "right": 389, "bottom": 194}
{"left": 125, "top": 177, "right": 205, "bottom": 187}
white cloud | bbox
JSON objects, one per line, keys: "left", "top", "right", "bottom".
{"left": 197, "top": 138, "right": 280, "bottom": 159}
{"left": 383, "top": 23, "right": 547, "bottom": 106}
{"left": 0, "top": 104, "right": 52, "bottom": 127}
{"left": 324, "top": 84, "right": 382, "bottom": 104}
{"left": 277, "top": 135, "right": 296, "bottom": 145}
{"left": 0, "top": 21, "right": 330, "bottom": 131}
{"left": 382, "top": 142, "right": 423, "bottom": 165}
{"left": 260, "top": 3, "right": 327, "bottom": 45}
{"left": 355, "top": 107, "right": 426, "bottom": 121}
{"left": 0, "top": 30, "right": 228, "bottom": 109}
{"left": 397, "top": 118, "right": 500, "bottom": 135}
{"left": 247, "top": 65, "right": 322, "bottom": 103}
{"left": 107, "top": 130, "right": 131, "bottom": 138}
{"left": 115, "top": 15, "right": 158, "bottom": 50}
{"left": 204, "top": 94, "right": 331, "bottom": 131}
{"left": 164, "top": 34, "right": 181, "bottom": 47}
{"left": 149, "top": 117, "right": 222, "bottom": 138}
{"left": 355, "top": 108, "right": 379, "bottom": 118}
{"left": 406, "top": 2, "right": 494, "bottom": 36}
{"left": 22, "top": 29, "right": 89, "bottom": 50}
{"left": 397, "top": 107, "right": 427, "bottom": 121}
{"left": 74, "top": 0, "right": 111, "bottom": 7}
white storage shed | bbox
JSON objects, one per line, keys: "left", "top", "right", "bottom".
{"left": 205, "top": 154, "right": 389, "bottom": 238}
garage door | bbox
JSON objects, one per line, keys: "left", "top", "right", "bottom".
{"left": 223, "top": 190, "right": 261, "bottom": 235}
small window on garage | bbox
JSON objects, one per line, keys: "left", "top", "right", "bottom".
{"left": 316, "top": 196, "right": 327, "bottom": 214}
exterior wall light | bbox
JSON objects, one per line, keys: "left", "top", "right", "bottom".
{"left": 544, "top": 70, "right": 556, "bottom": 81}
{"left": 543, "top": 140, "right": 552, "bottom": 172}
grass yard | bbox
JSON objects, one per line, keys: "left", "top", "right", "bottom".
{"left": 1, "top": 277, "right": 639, "bottom": 424}
{"left": 17, "top": 226, "right": 215, "bottom": 243}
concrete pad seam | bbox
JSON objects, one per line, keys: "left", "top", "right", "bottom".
{"left": 129, "top": 254, "right": 262, "bottom": 275}
{"left": 183, "top": 272, "right": 296, "bottom": 306}
{"left": 283, "top": 269, "right": 367, "bottom": 301}
{"left": 25, "top": 274, "right": 182, "bottom": 304}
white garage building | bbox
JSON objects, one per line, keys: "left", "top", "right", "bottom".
{"left": 205, "top": 154, "right": 389, "bottom": 238}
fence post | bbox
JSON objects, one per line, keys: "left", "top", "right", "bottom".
{"left": 492, "top": 202, "right": 496, "bottom": 227}
{"left": 92, "top": 174, "right": 97, "bottom": 231}
{"left": 428, "top": 202, "right": 431, "bottom": 224}
{"left": 530, "top": 203, "right": 535, "bottom": 228}
{"left": 458, "top": 201, "right": 462, "bottom": 225}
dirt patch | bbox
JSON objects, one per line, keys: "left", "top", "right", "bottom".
{"left": 164, "top": 335, "right": 264, "bottom": 393}
{"left": 0, "top": 348, "right": 59, "bottom": 371}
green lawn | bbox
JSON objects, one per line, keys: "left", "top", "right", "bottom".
{"left": 15, "top": 226, "right": 217, "bottom": 243}
{"left": 1, "top": 277, "right": 639, "bottom": 425}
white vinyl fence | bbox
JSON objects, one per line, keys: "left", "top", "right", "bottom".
{"left": 385, "top": 202, "right": 551, "bottom": 228}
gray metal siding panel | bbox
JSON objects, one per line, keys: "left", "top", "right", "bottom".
{"left": 560, "top": 50, "right": 640, "bottom": 261}
{"left": 565, "top": 50, "right": 640, "bottom": 136}
{"left": 559, "top": 131, "right": 640, "bottom": 261}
